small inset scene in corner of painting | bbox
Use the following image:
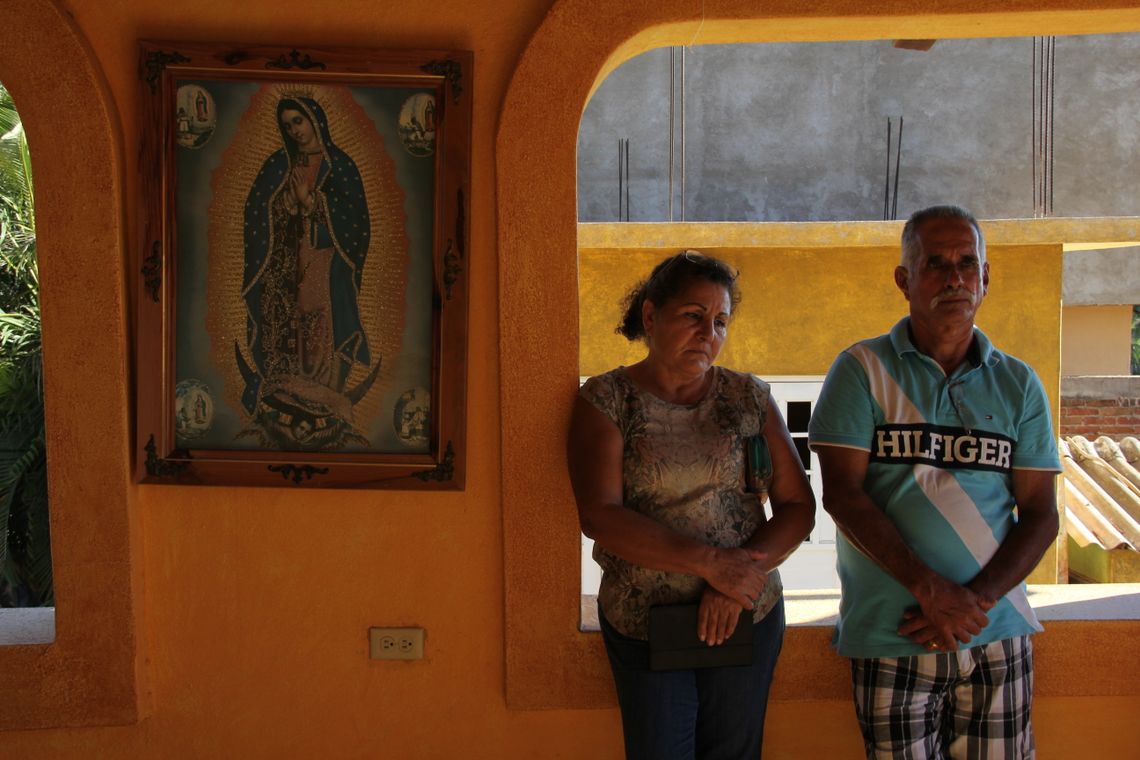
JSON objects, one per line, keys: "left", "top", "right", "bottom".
{"left": 175, "top": 83, "right": 216, "bottom": 149}
{"left": 393, "top": 387, "right": 430, "bottom": 447}
{"left": 397, "top": 93, "right": 436, "bottom": 157}
{"left": 175, "top": 379, "right": 215, "bottom": 441}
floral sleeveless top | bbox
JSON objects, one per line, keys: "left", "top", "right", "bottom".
{"left": 579, "top": 365, "right": 782, "bottom": 640}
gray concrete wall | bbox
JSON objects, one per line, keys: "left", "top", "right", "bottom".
{"left": 1062, "top": 375, "right": 1140, "bottom": 398}
{"left": 577, "top": 35, "right": 1140, "bottom": 223}
{"left": 1063, "top": 247, "right": 1140, "bottom": 304}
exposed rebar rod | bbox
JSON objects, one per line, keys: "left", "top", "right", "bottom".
{"left": 680, "top": 45, "right": 687, "bottom": 222}
{"left": 882, "top": 116, "right": 904, "bottom": 220}
{"left": 883, "top": 118, "right": 892, "bottom": 221}
{"left": 893, "top": 116, "right": 903, "bottom": 221}
{"left": 1031, "top": 36, "right": 1057, "bottom": 218}
{"left": 1031, "top": 37, "right": 1037, "bottom": 216}
{"left": 668, "top": 47, "right": 675, "bottom": 222}
{"left": 1049, "top": 36, "right": 1056, "bottom": 216}
{"left": 625, "top": 138, "right": 630, "bottom": 221}
{"left": 617, "top": 137, "right": 623, "bottom": 221}
{"left": 616, "top": 138, "right": 632, "bottom": 221}
{"left": 1034, "top": 36, "right": 1043, "bottom": 216}
{"left": 1040, "top": 36, "right": 1045, "bottom": 215}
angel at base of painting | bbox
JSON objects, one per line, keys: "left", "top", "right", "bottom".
{"left": 237, "top": 94, "right": 381, "bottom": 451}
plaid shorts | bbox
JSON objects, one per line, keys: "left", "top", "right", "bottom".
{"left": 851, "top": 636, "right": 1035, "bottom": 760}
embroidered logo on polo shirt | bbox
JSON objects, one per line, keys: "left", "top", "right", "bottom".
{"left": 871, "top": 423, "right": 1013, "bottom": 474}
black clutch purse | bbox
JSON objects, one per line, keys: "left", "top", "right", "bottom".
{"left": 647, "top": 603, "right": 754, "bottom": 671}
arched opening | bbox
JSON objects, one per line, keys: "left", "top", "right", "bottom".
{"left": 574, "top": 33, "right": 1140, "bottom": 617}
{"left": 0, "top": 81, "right": 53, "bottom": 615}
{"left": 499, "top": 2, "right": 1140, "bottom": 712}
{"left": 0, "top": 0, "right": 142, "bottom": 729}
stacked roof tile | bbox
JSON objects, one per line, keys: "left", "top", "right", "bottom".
{"left": 1061, "top": 435, "right": 1140, "bottom": 551}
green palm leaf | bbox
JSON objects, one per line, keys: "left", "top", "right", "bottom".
{"left": 0, "top": 81, "right": 49, "bottom": 606}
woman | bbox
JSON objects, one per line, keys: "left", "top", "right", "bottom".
{"left": 240, "top": 96, "right": 372, "bottom": 449}
{"left": 567, "top": 251, "right": 815, "bottom": 759}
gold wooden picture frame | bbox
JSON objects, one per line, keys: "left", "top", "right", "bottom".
{"left": 135, "top": 41, "right": 471, "bottom": 488}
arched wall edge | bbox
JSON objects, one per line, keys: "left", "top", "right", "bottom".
{"left": 0, "top": 0, "right": 143, "bottom": 728}
{"left": 497, "top": 0, "right": 1140, "bottom": 709}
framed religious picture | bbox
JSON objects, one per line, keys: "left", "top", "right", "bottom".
{"left": 135, "top": 41, "right": 471, "bottom": 488}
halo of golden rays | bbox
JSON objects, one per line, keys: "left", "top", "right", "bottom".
{"left": 205, "top": 83, "right": 409, "bottom": 440}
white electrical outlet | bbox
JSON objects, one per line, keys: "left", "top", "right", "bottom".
{"left": 369, "top": 627, "right": 425, "bottom": 660}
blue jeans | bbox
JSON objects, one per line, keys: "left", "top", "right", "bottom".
{"left": 599, "top": 598, "right": 785, "bottom": 760}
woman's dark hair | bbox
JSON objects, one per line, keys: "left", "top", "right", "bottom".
{"left": 616, "top": 250, "right": 741, "bottom": 340}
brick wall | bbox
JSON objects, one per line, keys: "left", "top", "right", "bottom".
{"left": 1060, "top": 396, "right": 1140, "bottom": 438}
{"left": 1060, "top": 376, "right": 1140, "bottom": 438}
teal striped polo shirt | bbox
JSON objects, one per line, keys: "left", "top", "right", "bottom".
{"left": 808, "top": 318, "right": 1061, "bottom": 658}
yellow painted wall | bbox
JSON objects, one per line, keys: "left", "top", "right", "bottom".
{"left": 578, "top": 235, "right": 1063, "bottom": 396}
{"left": 1062, "top": 304, "right": 1134, "bottom": 375}
{"left": 1, "top": 0, "right": 1138, "bottom": 757}
{"left": 1069, "top": 537, "right": 1140, "bottom": 582}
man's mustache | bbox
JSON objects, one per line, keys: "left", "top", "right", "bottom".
{"left": 930, "top": 287, "right": 977, "bottom": 307}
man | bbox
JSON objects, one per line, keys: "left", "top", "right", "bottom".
{"left": 808, "top": 205, "right": 1060, "bottom": 759}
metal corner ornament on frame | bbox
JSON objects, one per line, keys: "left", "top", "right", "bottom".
{"left": 135, "top": 41, "right": 472, "bottom": 489}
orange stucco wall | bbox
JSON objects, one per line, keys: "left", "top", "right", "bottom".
{"left": 1, "top": 0, "right": 1139, "bottom": 757}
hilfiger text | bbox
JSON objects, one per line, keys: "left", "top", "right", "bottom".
{"left": 870, "top": 424, "right": 1013, "bottom": 474}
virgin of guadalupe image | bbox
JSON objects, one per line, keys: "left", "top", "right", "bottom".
{"left": 237, "top": 95, "right": 382, "bottom": 450}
